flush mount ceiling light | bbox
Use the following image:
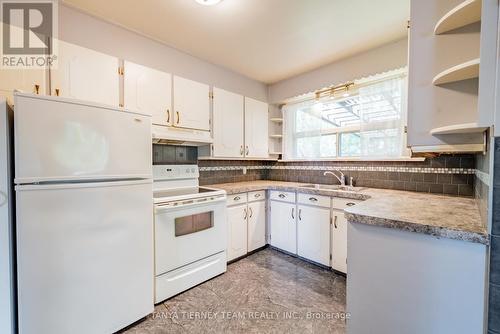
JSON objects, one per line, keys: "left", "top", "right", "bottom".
{"left": 195, "top": 0, "right": 222, "bottom": 6}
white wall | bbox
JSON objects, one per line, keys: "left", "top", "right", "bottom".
{"left": 58, "top": 4, "right": 268, "bottom": 102}
{"left": 267, "top": 38, "right": 408, "bottom": 104}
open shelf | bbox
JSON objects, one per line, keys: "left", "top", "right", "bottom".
{"left": 432, "top": 58, "right": 480, "bottom": 85}
{"left": 270, "top": 118, "right": 283, "bottom": 123}
{"left": 430, "top": 122, "right": 487, "bottom": 135}
{"left": 434, "top": 0, "right": 482, "bottom": 35}
{"left": 269, "top": 134, "right": 283, "bottom": 139}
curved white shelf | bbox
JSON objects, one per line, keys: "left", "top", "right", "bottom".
{"left": 270, "top": 118, "right": 283, "bottom": 123}
{"left": 430, "top": 122, "right": 487, "bottom": 135}
{"left": 432, "top": 58, "right": 479, "bottom": 85}
{"left": 434, "top": 0, "right": 482, "bottom": 35}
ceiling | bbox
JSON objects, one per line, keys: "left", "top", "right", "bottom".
{"left": 62, "top": 0, "right": 409, "bottom": 84}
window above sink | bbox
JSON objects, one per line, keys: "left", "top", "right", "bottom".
{"left": 282, "top": 69, "right": 410, "bottom": 161}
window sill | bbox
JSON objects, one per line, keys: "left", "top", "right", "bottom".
{"left": 279, "top": 157, "right": 425, "bottom": 162}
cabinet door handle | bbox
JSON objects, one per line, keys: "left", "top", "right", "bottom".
{"left": 176, "top": 111, "right": 180, "bottom": 125}
{"left": 346, "top": 202, "right": 356, "bottom": 207}
{"left": 34, "top": 84, "right": 40, "bottom": 94}
{"left": 54, "top": 88, "right": 60, "bottom": 96}
{"left": 334, "top": 215, "right": 338, "bottom": 229}
{"left": 278, "top": 193, "right": 286, "bottom": 199}
{"left": 240, "top": 145, "right": 244, "bottom": 156}
{"left": 309, "top": 197, "right": 318, "bottom": 202}
{"left": 299, "top": 209, "right": 302, "bottom": 221}
{"left": 246, "top": 146, "right": 249, "bottom": 155}
{"left": 291, "top": 207, "right": 295, "bottom": 219}
{"left": 249, "top": 207, "right": 253, "bottom": 218}
{"left": 166, "top": 109, "right": 170, "bottom": 123}
{"left": 243, "top": 208, "right": 247, "bottom": 219}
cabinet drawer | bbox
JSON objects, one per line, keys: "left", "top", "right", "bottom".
{"left": 332, "top": 198, "right": 362, "bottom": 211}
{"left": 248, "top": 190, "right": 266, "bottom": 202}
{"left": 227, "top": 193, "right": 248, "bottom": 206}
{"left": 269, "top": 191, "right": 295, "bottom": 203}
{"left": 297, "top": 193, "right": 330, "bottom": 208}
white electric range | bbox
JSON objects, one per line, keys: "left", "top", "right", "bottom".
{"left": 153, "top": 165, "right": 227, "bottom": 303}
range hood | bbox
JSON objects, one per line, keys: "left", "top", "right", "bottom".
{"left": 151, "top": 124, "right": 213, "bottom": 146}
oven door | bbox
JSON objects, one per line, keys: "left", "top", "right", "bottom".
{"left": 154, "top": 196, "right": 227, "bottom": 276}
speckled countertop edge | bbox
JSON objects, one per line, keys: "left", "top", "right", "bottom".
{"left": 208, "top": 180, "right": 489, "bottom": 245}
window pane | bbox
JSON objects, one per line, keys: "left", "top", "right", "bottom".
{"left": 296, "top": 136, "right": 320, "bottom": 158}
{"left": 340, "top": 132, "right": 361, "bottom": 157}
{"left": 320, "top": 134, "right": 337, "bottom": 158}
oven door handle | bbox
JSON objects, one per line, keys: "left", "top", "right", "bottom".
{"left": 155, "top": 196, "right": 226, "bottom": 212}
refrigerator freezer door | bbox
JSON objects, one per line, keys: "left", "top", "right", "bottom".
{"left": 0, "top": 100, "right": 15, "bottom": 334}
{"left": 14, "top": 93, "right": 152, "bottom": 184}
{"left": 16, "top": 180, "right": 154, "bottom": 334}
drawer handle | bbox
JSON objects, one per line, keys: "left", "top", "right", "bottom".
{"left": 346, "top": 202, "right": 356, "bottom": 206}
{"left": 279, "top": 193, "right": 286, "bottom": 199}
{"left": 309, "top": 197, "right": 318, "bottom": 202}
{"left": 254, "top": 193, "right": 261, "bottom": 198}
{"left": 234, "top": 196, "right": 241, "bottom": 201}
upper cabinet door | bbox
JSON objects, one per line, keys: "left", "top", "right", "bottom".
{"left": 212, "top": 87, "right": 244, "bottom": 158}
{"left": 244, "top": 97, "right": 269, "bottom": 158}
{"left": 123, "top": 61, "right": 172, "bottom": 126}
{"left": 0, "top": 68, "right": 47, "bottom": 105}
{"left": 50, "top": 41, "right": 119, "bottom": 106}
{"left": 173, "top": 76, "right": 210, "bottom": 131}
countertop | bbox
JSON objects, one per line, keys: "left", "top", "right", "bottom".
{"left": 208, "top": 180, "right": 489, "bottom": 245}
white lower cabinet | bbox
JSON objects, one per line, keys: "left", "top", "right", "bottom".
{"left": 269, "top": 201, "right": 296, "bottom": 254}
{"left": 297, "top": 205, "right": 331, "bottom": 266}
{"left": 248, "top": 201, "right": 266, "bottom": 252}
{"left": 331, "top": 210, "right": 348, "bottom": 273}
{"left": 227, "top": 204, "right": 248, "bottom": 261}
{"left": 226, "top": 193, "right": 266, "bottom": 262}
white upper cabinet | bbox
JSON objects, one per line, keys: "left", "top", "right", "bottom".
{"left": 123, "top": 61, "right": 172, "bottom": 126}
{"left": 50, "top": 41, "right": 119, "bottom": 106}
{"left": 0, "top": 68, "right": 47, "bottom": 105}
{"left": 212, "top": 87, "right": 244, "bottom": 158}
{"left": 173, "top": 76, "right": 210, "bottom": 131}
{"left": 297, "top": 205, "right": 330, "bottom": 266}
{"left": 244, "top": 97, "right": 269, "bottom": 158}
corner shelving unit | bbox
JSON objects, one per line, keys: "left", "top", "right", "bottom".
{"left": 432, "top": 58, "right": 480, "bottom": 85}
{"left": 419, "top": 0, "right": 488, "bottom": 153}
{"left": 434, "top": 0, "right": 482, "bottom": 35}
{"left": 268, "top": 105, "right": 283, "bottom": 157}
{"left": 430, "top": 122, "right": 487, "bottom": 135}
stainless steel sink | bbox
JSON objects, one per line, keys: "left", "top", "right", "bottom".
{"left": 299, "top": 184, "right": 363, "bottom": 192}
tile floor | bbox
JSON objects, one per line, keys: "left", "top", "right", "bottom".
{"left": 122, "top": 248, "right": 347, "bottom": 334}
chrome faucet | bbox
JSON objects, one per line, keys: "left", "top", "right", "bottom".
{"left": 324, "top": 170, "right": 345, "bottom": 186}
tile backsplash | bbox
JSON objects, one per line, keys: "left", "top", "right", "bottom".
{"left": 199, "top": 155, "right": 475, "bottom": 197}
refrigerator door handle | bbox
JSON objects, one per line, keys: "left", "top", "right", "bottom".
{"left": 15, "top": 179, "right": 152, "bottom": 191}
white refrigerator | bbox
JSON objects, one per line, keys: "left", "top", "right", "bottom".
{"left": 0, "top": 99, "right": 15, "bottom": 334}
{"left": 14, "top": 93, "right": 154, "bottom": 334}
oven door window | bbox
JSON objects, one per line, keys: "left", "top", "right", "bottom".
{"left": 175, "top": 211, "right": 214, "bottom": 237}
